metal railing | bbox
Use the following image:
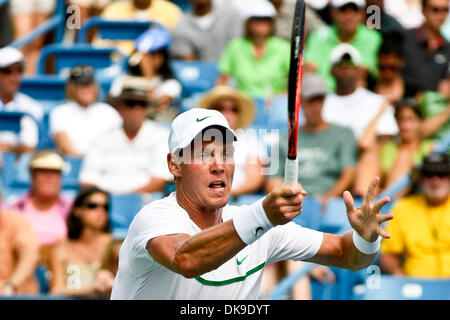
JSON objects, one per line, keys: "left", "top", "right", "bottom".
{"left": 9, "top": 0, "right": 66, "bottom": 49}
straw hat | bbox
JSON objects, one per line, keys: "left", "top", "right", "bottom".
{"left": 29, "top": 150, "right": 65, "bottom": 171}
{"left": 196, "top": 86, "right": 255, "bottom": 129}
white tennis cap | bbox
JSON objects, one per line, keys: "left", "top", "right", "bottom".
{"left": 242, "top": 0, "right": 277, "bottom": 20}
{"left": 330, "top": 43, "right": 363, "bottom": 66}
{"left": 0, "top": 46, "right": 24, "bottom": 68}
{"left": 331, "top": 0, "right": 366, "bottom": 8}
{"left": 168, "top": 108, "right": 237, "bottom": 154}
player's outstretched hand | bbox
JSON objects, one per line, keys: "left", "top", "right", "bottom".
{"left": 343, "top": 177, "right": 394, "bottom": 242}
{"left": 263, "top": 183, "right": 307, "bottom": 226}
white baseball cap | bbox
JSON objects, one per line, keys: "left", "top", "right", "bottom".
{"left": 331, "top": 0, "right": 366, "bottom": 9}
{"left": 168, "top": 108, "right": 237, "bottom": 154}
{"left": 241, "top": 0, "right": 277, "bottom": 20}
{"left": 330, "top": 43, "right": 363, "bottom": 66}
{"left": 0, "top": 46, "right": 24, "bottom": 68}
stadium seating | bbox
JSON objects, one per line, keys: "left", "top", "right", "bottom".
{"left": 292, "top": 196, "right": 322, "bottom": 230}
{"left": 36, "top": 43, "right": 125, "bottom": 76}
{"left": 362, "top": 275, "right": 450, "bottom": 300}
{"left": 1, "top": 152, "right": 82, "bottom": 202}
{"left": 109, "top": 192, "right": 164, "bottom": 238}
{"left": 320, "top": 197, "right": 352, "bottom": 234}
{"left": 77, "top": 17, "right": 158, "bottom": 44}
{"left": 170, "top": 60, "right": 219, "bottom": 100}
{"left": 170, "top": 0, "right": 191, "bottom": 12}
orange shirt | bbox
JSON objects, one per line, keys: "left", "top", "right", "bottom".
{"left": 0, "top": 210, "right": 39, "bottom": 294}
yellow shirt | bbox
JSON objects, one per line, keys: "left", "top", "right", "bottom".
{"left": 101, "top": 0, "right": 182, "bottom": 30}
{"left": 98, "top": 0, "right": 183, "bottom": 55}
{"left": 381, "top": 194, "right": 450, "bottom": 277}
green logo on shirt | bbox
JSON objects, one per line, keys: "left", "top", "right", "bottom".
{"left": 196, "top": 116, "right": 211, "bottom": 122}
{"left": 236, "top": 256, "right": 248, "bottom": 265}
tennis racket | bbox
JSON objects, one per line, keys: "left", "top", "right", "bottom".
{"left": 284, "top": 0, "right": 306, "bottom": 185}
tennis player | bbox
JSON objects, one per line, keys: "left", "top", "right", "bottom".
{"left": 110, "top": 108, "right": 393, "bottom": 299}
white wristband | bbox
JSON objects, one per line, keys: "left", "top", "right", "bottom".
{"left": 352, "top": 230, "right": 381, "bottom": 255}
{"left": 233, "top": 198, "right": 273, "bottom": 245}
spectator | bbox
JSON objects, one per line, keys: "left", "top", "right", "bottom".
{"left": 360, "top": 98, "right": 435, "bottom": 194}
{"left": 0, "top": 185, "right": 40, "bottom": 296}
{"left": 402, "top": 0, "right": 450, "bottom": 96}
{"left": 67, "top": 0, "right": 116, "bottom": 26}
{"left": 170, "top": 0, "right": 244, "bottom": 61}
{"left": 48, "top": 187, "right": 112, "bottom": 297}
{"left": 9, "top": 0, "right": 55, "bottom": 74}
{"left": 125, "top": 25, "right": 182, "bottom": 122}
{"left": 365, "top": 0, "right": 404, "bottom": 36}
{"left": 80, "top": 76, "right": 172, "bottom": 194}
{"left": 217, "top": 0, "right": 290, "bottom": 98}
{"left": 373, "top": 31, "right": 406, "bottom": 105}
{"left": 380, "top": 152, "right": 450, "bottom": 277}
{"left": 384, "top": 0, "right": 425, "bottom": 29}
{"left": 49, "top": 65, "right": 122, "bottom": 157}
{"left": 267, "top": 0, "right": 326, "bottom": 41}
{"left": 3, "top": 150, "right": 73, "bottom": 265}
{"left": 322, "top": 44, "right": 398, "bottom": 196}
{"left": 93, "top": 237, "right": 123, "bottom": 298}
{"left": 267, "top": 73, "right": 358, "bottom": 209}
{"left": 417, "top": 92, "right": 450, "bottom": 145}
{"left": 101, "top": 0, "right": 182, "bottom": 28}
{"left": 0, "top": 47, "right": 43, "bottom": 156}
{"left": 98, "top": 0, "right": 183, "bottom": 55}
{"left": 197, "top": 85, "right": 267, "bottom": 198}
{"left": 323, "top": 44, "right": 398, "bottom": 147}
{"left": 304, "top": 0, "right": 382, "bottom": 91}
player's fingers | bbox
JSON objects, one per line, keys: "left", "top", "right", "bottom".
{"left": 343, "top": 191, "right": 355, "bottom": 214}
{"left": 377, "top": 212, "right": 394, "bottom": 224}
{"left": 275, "top": 183, "right": 307, "bottom": 198}
{"left": 377, "top": 226, "right": 391, "bottom": 239}
{"left": 274, "top": 194, "right": 304, "bottom": 207}
{"left": 364, "top": 177, "right": 380, "bottom": 205}
{"left": 372, "top": 196, "right": 391, "bottom": 214}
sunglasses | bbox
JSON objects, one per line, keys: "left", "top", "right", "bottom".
{"left": 427, "top": 5, "right": 449, "bottom": 13}
{"left": 123, "top": 99, "right": 149, "bottom": 108}
{"left": 82, "top": 202, "right": 110, "bottom": 211}
{"left": 71, "top": 66, "right": 94, "bottom": 77}
{"left": 422, "top": 171, "right": 449, "bottom": 179}
{"left": 0, "top": 65, "right": 24, "bottom": 74}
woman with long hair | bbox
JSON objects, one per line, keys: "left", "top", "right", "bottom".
{"left": 48, "top": 187, "right": 112, "bottom": 297}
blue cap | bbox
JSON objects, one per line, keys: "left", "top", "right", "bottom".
{"left": 135, "top": 25, "right": 172, "bottom": 53}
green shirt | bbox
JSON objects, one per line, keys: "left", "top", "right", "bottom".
{"left": 219, "top": 37, "right": 290, "bottom": 97}
{"left": 380, "top": 139, "right": 435, "bottom": 174}
{"left": 304, "top": 24, "right": 382, "bottom": 92}
{"left": 418, "top": 91, "right": 450, "bottom": 144}
{"left": 275, "top": 124, "right": 357, "bottom": 195}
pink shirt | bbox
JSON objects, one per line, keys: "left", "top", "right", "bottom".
{"left": 4, "top": 194, "right": 73, "bottom": 246}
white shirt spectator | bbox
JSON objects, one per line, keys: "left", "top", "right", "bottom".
{"left": 323, "top": 87, "right": 398, "bottom": 140}
{"left": 232, "top": 129, "right": 268, "bottom": 191}
{"left": 384, "top": 0, "right": 425, "bottom": 29}
{"left": 0, "top": 92, "right": 43, "bottom": 148}
{"left": 80, "top": 120, "right": 172, "bottom": 194}
{"left": 49, "top": 100, "right": 122, "bottom": 155}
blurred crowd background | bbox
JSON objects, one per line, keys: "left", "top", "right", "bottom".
{"left": 0, "top": 0, "right": 449, "bottom": 300}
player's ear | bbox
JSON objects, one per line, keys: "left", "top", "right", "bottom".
{"left": 167, "top": 153, "right": 182, "bottom": 178}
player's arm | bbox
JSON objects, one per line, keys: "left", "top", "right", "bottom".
{"left": 147, "top": 184, "right": 306, "bottom": 278}
{"left": 305, "top": 177, "right": 393, "bottom": 271}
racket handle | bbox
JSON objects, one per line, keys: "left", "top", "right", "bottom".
{"left": 284, "top": 158, "right": 298, "bottom": 185}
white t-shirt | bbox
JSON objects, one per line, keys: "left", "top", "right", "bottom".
{"left": 110, "top": 193, "right": 323, "bottom": 300}
{"left": 0, "top": 92, "right": 43, "bottom": 147}
{"left": 80, "top": 120, "right": 172, "bottom": 194}
{"left": 49, "top": 101, "right": 122, "bottom": 155}
{"left": 232, "top": 129, "right": 268, "bottom": 191}
{"left": 323, "top": 88, "right": 398, "bottom": 140}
